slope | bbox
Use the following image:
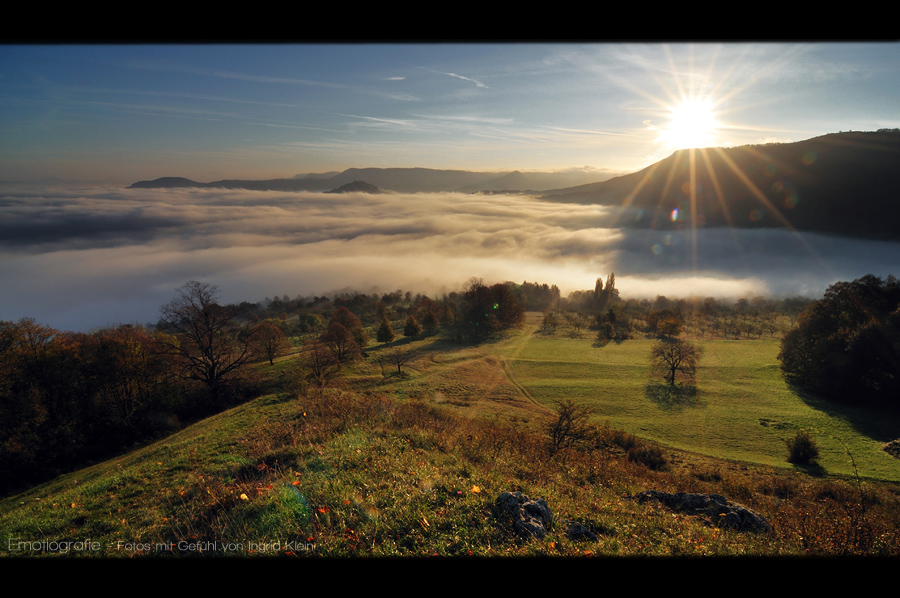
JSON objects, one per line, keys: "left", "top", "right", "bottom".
{"left": 541, "top": 131, "right": 900, "bottom": 241}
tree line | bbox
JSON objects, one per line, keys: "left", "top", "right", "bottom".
{"left": 0, "top": 320, "right": 188, "bottom": 493}
{"left": 541, "top": 291, "right": 813, "bottom": 342}
{"left": 779, "top": 274, "right": 899, "bottom": 407}
{"left": 9, "top": 269, "right": 882, "bottom": 497}
{"left": 0, "top": 277, "right": 530, "bottom": 495}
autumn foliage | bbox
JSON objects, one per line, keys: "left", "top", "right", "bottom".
{"left": 458, "top": 279, "right": 526, "bottom": 340}
{"left": 779, "top": 274, "right": 900, "bottom": 405}
{"left": 0, "top": 319, "right": 181, "bottom": 494}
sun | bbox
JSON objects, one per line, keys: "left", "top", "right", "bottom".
{"left": 657, "top": 98, "right": 720, "bottom": 151}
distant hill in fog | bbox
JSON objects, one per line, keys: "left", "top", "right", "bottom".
{"left": 540, "top": 130, "right": 900, "bottom": 241}
{"left": 128, "top": 131, "right": 900, "bottom": 242}
{"left": 129, "top": 167, "right": 617, "bottom": 194}
{"left": 325, "top": 180, "right": 385, "bottom": 194}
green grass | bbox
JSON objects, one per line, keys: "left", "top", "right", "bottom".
{"left": 508, "top": 335, "right": 900, "bottom": 482}
{"left": 4, "top": 384, "right": 899, "bottom": 558}
{"left": 3, "top": 316, "right": 900, "bottom": 558}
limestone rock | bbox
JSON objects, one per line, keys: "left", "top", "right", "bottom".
{"left": 634, "top": 490, "right": 771, "bottom": 533}
{"left": 495, "top": 491, "right": 553, "bottom": 539}
{"left": 882, "top": 439, "right": 900, "bottom": 459}
{"left": 562, "top": 520, "right": 598, "bottom": 542}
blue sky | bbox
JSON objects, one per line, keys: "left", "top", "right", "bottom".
{"left": 3, "top": 42, "right": 899, "bottom": 184}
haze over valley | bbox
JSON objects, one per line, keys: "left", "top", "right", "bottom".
{"left": 2, "top": 43, "right": 900, "bottom": 331}
{"left": 3, "top": 132, "right": 900, "bottom": 332}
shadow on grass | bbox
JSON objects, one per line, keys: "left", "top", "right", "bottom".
{"left": 789, "top": 462, "right": 827, "bottom": 477}
{"left": 377, "top": 371, "right": 411, "bottom": 383}
{"left": 645, "top": 382, "right": 700, "bottom": 410}
{"left": 785, "top": 379, "right": 900, "bottom": 443}
{"left": 592, "top": 337, "right": 629, "bottom": 348}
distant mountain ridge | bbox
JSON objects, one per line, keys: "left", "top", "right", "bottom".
{"left": 129, "top": 167, "right": 616, "bottom": 194}
{"left": 541, "top": 130, "right": 900, "bottom": 241}
{"left": 127, "top": 131, "right": 900, "bottom": 242}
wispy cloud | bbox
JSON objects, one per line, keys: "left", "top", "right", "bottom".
{"left": 340, "top": 114, "right": 420, "bottom": 129}
{"left": 443, "top": 71, "right": 488, "bottom": 88}
{"left": 420, "top": 66, "right": 488, "bottom": 89}
{"left": 135, "top": 62, "right": 348, "bottom": 89}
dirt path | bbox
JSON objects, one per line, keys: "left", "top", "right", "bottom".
{"left": 359, "top": 312, "right": 551, "bottom": 419}
{"left": 493, "top": 313, "right": 552, "bottom": 414}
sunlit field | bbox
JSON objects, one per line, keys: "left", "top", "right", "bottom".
{"left": 507, "top": 334, "right": 900, "bottom": 482}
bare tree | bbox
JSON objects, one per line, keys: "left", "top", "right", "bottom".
{"left": 319, "top": 321, "right": 361, "bottom": 364}
{"left": 544, "top": 399, "right": 599, "bottom": 455}
{"left": 301, "top": 338, "right": 341, "bottom": 387}
{"left": 372, "top": 345, "right": 416, "bottom": 377}
{"left": 156, "top": 280, "right": 256, "bottom": 402}
{"left": 650, "top": 339, "right": 702, "bottom": 386}
{"left": 390, "top": 346, "right": 415, "bottom": 375}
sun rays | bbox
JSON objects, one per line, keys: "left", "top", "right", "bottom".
{"left": 657, "top": 98, "right": 721, "bottom": 151}
{"left": 603, "top": 44, "right": 834, "bottom": 281}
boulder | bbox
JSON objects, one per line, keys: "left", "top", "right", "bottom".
{"left": 882, "top": 439, "right": 900, "bottom": 459}
{"left": 562, "top": 520, "right": 598, "bottom": 542}
{"left": 495, "top": 491, "right": 553, "bottom": 539}
{"left": 634, "top": 490, "right": 771, "bottom": 533}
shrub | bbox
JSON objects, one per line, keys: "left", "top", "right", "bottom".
{"left": 600, "top": 423, "right": 638, "bottom": 451}
{"left": 544, "top": 399, "right": 598, "bottom": 455}
{"left": 627, "top": 444, "right": 667, "bottom": 470}
{"left": 786, "top": 429, "right": 820, "bottom": 466}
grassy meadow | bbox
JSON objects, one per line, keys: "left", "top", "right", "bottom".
{"left": 362, "top": 313, "right": 900, "bottom": 483}
{"left": 3, "top": 312, "right": 900, "bottom": 557}
{"left": 506, "top": 335, "right": 900, "bottom": 482}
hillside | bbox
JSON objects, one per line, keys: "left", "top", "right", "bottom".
{"left": 3, "top": 316, "right": 899, "bottom": 557}
{"left": 541, "top": 131, "right": 900, "bottom": 241}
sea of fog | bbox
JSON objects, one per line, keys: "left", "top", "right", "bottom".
{"left": 2, "top": 185, "right": 899, "bottom": 332}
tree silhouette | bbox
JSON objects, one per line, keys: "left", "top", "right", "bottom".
{"left": 320, "top": 321, "right": 361, "bottom": 364}
{"left": 779, "top": 274, "right": 900, "bottom": 404}
{"left": 156, "top": 280, "right": 256, "bottom": 402}
{"left": 328, "top": 306, "right": 368, "bottom": 350}
{"left": 301, "top": 338, "right": 341, "bottom": 387}
{"left": 458, "top": 279, "right": 525, "bottom": 340}
{"left": 253, "top": 321, "right": 291, "bottom": 365}
{"left": 651, "top": 339, "right": 702, "bottom": 386}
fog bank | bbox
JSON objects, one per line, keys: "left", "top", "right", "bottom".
{"left": 2, "top": 186, "right": 897, "bottom": 331}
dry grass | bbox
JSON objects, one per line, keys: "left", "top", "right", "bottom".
{"left": 3, "top": 385, "right": 899, "bottom": 557}
{"left": 4, "top": 311, "right": 900, "bottom": 558}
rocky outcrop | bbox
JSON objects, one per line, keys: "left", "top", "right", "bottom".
{"left": 883, "top": 439, "right": 900, "bottom": 459}
{"left": 561, "top": 520, "right": 598, "bottom": 542}
{"left": 495, "top": 491, "right": 553, "bottom": 539}
{"left": 634, "top": 490, "right": 771, "bottom": 533}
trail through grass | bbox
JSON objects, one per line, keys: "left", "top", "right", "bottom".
{"left": 5, "top": 314, "right": 900, "bottom": 558}
{"left": 359, "top": 314, "right": 899, "bottom": 482}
